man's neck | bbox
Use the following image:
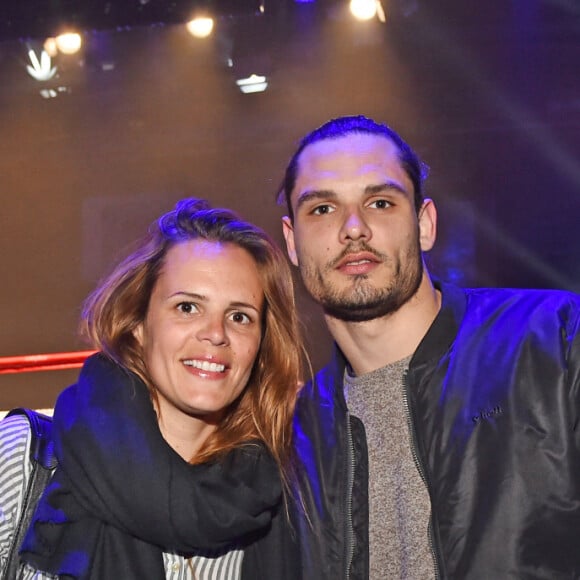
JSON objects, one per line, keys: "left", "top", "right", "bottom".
{"left": 325, "top": 274, "right": 441, "bottom": 376}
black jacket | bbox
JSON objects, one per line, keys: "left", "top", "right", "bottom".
{"left": 292, "top": 282, "right": 580, "bottom": 579}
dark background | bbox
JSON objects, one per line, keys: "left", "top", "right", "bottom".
{"left": 1, "top": 0, "right": 579, "bottom": 409}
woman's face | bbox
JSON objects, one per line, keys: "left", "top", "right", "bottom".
{"left": 134, "top": 239, "right": 264, "bottom": 436}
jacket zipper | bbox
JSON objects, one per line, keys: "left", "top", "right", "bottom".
{"left": 402, "top": 370, "right": 441, "bottom": 580}
{"left": 344, "top": 411, "right": 355, "bottom": 580}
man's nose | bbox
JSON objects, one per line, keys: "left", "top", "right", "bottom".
{"left": 339, "top": 208, "right": 371, "bottom": 242}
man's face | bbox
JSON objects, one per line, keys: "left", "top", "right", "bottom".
{"left": 282, "top": 133, "right": 435, "bottom": 322}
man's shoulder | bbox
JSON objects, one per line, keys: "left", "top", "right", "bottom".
{"left": 463, "top": 285, "right": 578, "bottom": 299}
{"left": 461, "top": 286, "right": 580, "bottom": 312}
{"left": 451, "top": 286, "right": 580, "bottom": 341}
{"left": 299, "top": 364, "right": 336, "bottom": 401}
{"left": 296, "top": 351, "right": 346, "bottom": 418}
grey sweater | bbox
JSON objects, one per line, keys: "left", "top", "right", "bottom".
{"left": 345, "top": 356, "right": 435, "bottom": 579}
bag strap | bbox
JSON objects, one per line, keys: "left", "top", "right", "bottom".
{"left": 1, "top": 408, "right": 56, "bottom": 580}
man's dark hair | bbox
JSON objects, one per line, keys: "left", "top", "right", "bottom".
{"left": 278, "top": 115, "right": 429, "bottom": 221}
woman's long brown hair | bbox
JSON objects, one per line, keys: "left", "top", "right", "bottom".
{"left": 80, "top": 198, "right": 307, "bottom": 490}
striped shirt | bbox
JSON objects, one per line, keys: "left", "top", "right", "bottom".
{"left": 0, "top": 414, "right": 243, "bottom": 580}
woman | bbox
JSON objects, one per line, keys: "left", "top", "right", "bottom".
{"left": 0, "top": 198, "right": 305, "bottom": 579}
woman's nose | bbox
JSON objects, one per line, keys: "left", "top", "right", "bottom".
{"left": 195, "top": 316, "right": 229, "bottom": 347}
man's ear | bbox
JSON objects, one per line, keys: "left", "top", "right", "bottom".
{"left": 282, "top": 216, "right": 299, "bottom": 266}
{"left": 418, "top": 198, "right": 437, "bottom": 252}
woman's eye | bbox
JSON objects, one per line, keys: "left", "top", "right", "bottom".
{"left": 369, "top": 199, "right": 391, "bottom": 209}
{"left": 229, "top": 311, "right": 251, "bottom": 325}
{"left": 312, "top": 204, "right": 334, "bottom": 216}
{"left": 177, "top": 302, "right": 198, "bottom": 314}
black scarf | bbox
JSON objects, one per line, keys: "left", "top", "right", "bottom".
{"left": 20, "top": 353, "right": 281, "bottom": 579}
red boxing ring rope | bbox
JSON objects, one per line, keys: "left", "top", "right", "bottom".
{"left": 0, "top": 351, "right": 97, "bottom": 375}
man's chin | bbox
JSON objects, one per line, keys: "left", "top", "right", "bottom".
{"left": 320, "top": 280, "right": 423, "bottom": 322}
{"left": 322, "top": 300, "right": 398, "bottom": 323}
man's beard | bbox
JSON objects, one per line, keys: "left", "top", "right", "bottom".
{"left": 300, "top": 237, "right": 424, "bottom": 323}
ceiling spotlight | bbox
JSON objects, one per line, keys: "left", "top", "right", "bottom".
{"left": 43, "top": 37, "right": 58, "bottom": 57}
{"left": 55, "top": 32, "right": 82, "bottom": 55}
{"left": 349, "top": 0, "right": 378, "bottom": 21}
{"left": 186, "top": 17, "right": 215, "bottom": 38}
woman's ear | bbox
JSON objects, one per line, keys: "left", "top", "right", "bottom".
{"left": 133, "top": 323, "right": 144, "bottom": 346}
{"left": 418, "top": 198, "right": 437, "bottom": 252}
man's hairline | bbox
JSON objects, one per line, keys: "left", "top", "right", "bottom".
{"left": 286, "top": 132, "right": 416, "bottom": 221}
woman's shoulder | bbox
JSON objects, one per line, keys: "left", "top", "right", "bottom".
{"left": 0, "top": 413, "right": 32, "bottom": 472}
{"left": 0, "top": 412, "right": 33, "bottom": 504}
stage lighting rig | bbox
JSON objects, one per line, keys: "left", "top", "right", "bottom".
{"left": 1, "top": 0, "right": 265, "bottom": 41}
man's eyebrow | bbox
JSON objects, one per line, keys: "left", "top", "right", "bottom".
{"left": 364, "top": 181, "right": 409, "bottom": 196}
{"left": 295, "top": 189, "right": 337, "bottom": 211}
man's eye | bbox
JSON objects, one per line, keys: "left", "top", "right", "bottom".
{"left": 312, "top": 205, "right": 334, "bottom": 216}
{"left": 369, "top": 199, "right": 391, "bottom": 209}
{"left": 177, "top": 302, "right": 198, "bottom": 314}
{"left": 229, "top": 312, "right": 251, "bottom": 325}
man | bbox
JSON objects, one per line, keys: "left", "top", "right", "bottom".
{"left": 280, "top": 115, "right": 580, "bottom": 579}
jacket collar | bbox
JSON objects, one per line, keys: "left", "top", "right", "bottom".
{"left": 410, "top": 279, "right": 466, "bottom": 370}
